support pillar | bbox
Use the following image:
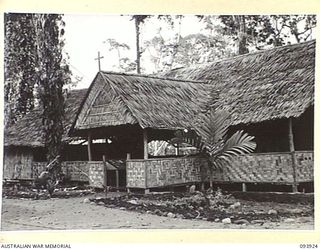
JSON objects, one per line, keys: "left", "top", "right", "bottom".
{"left": 143, "top": 129, "right": 148, "bottom": 160}
{"left": 288, "top": 118, "right": 298, "bottom": 193}
{"left": 115, "top": 170, "right": 119, "bottom": 191}
{"left": 126, "top": 153, "right": 131, "bottom": 193}
{"left": 143, "top": 130, "right": 149, "bottom": 193}
{"left": 102, "top": 155, "right": 108, "bottom": 195}
{"left": 175, "top": 143, "right": 180, "bottom": 156}
{"left": 87, "top": 132, "right": 92, "bottom": 161}
{"left": 201, "top": 182, "right": 205, "bottom": 192}
{"left": 126, "top": 153, "right": 131, "bottom": 160}
{"left": 242, "top": 183, "right": 247, "bottom": 192}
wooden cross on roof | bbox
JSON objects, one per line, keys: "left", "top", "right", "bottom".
{"left": 95, "top": 51, "right": 104, "bottom": 71}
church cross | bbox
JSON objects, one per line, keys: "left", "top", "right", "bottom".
{"left": 94, "top": 51, "right": 104, "bottom": 71}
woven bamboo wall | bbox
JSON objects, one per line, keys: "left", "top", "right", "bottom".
{"left": 88, "top": 161, "right": 105, "bottom": 188}
{"left": 211, "top": 151, "right": 313, "bottom": 183}
{"left": 63, "top": 161, "right": 89, "bottom": 182}
{"left": 126, "top": 151, "right": 314, "bottom": 188}
{"left": 145, "top": 158, "right": 205, "bottom": 188}
{"left": 127, "top": 161, "right": 146, "bottom": 188}
{"left": 295, "top": 151, "right": 313, "bottom": 182}
{"left": 3, "top": 159, "right": 90, "bottom": 182}
{"left": 32, "top": 162, "right": 47, "bottom": 178}
{"left": 32, "top": 161, "right": 90, "bottom": 182}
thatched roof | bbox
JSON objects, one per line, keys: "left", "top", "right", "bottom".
{"left": 4, "top": 88, "right": 88, "bottom": 148}
{"left": 73, "top": 71, "right": 216, "bottom": 132}
{"left": 165, "top": 40, "right": 315, "bottom": 126}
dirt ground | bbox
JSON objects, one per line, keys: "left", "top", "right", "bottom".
{"left": 1, "top": 192, "right": 314, "bottom": 231}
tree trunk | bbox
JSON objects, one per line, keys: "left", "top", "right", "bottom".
{"left": 135, "top": 17, "right": 141, "bottom": 74}
{"left": 34, "top": 14, "right": 69, "bottom": 185}
{"left": 235, "top": 15, "right": 249, "bottom": 55}
{"left": 200, "top": 164, "right": 206, "bottom": 192}
{"left": 209, "top": 168, "right": 213, "bottom": 189}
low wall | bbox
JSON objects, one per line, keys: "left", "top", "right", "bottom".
{"left": 63, "top": 161, "right": 89, "bottom": 182}
{"left": 295, "top": 151, "right": 314, "bottom": 182}
{"left": 26, "top": 161, "right": 90, "bottom": 182}
{"left": 126, "top": 151, "right": 314, "bottom": 188}
{"left": 127, "top": 157, "right": 206, "bottom": 188}
{"left": 32, "top": 162, "right": 47, "bottom": 178}
{"left": 5, "top": 160, "right": 106, "bottom": 187}
{"left": 87, "top": 161, "right": 105, "bottom": 188}
{"left": 211, "top": 151, "right": 313, "bottom": 183}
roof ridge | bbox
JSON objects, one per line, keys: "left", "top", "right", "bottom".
{"left": 100, "top": 70, "right": 208, "bottom": 84}
{"left": 68, "top": 88, "right": 88, "bottom": 92}
{"left": 170, "top": 39, "right": 316, "bottom": 73}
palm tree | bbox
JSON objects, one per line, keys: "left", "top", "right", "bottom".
{"left": 172, "top": 110, "right": 256, "bottom": 190}
{"left": 132, "top": 15, "right": 150, "bottom": 74}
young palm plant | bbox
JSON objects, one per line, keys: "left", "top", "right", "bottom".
{"left": 172, "top": 110, "right": 256, "bottom": 190}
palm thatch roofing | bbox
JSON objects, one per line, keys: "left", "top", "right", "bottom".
{"left": 4, "top": 88, "right": 88, "bottom": 148}
{"left": 164, "top": 40, "right": 315, "bottom": 126}
{"left": 72, "top": 71, "right": 217, "bottom": 132}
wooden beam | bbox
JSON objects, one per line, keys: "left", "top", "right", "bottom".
{"left": 102, "top": 155, "right": 108, "bottom": 195}
{"left": 288, "top": 118, "right": 298, "bottom": 193}
{"left": 143, "top": 129, "right": 148, "bottom": 160}
{"left": 126, "top": 153, "right": 131, "bottom": 193}
{"left": 242, "top": 183, "right": 247, "bottom": 192}
{"left": 126, "top": 153, "right": 131, "bottom": 160}
{"left": 176, "top": 143, "right": 180, "bottom": 156}
{"left": 115, "top": 170, "right": 119, "bottom": 191}
{"left": 87, "top": 132, "right": 92, "bottom": 161}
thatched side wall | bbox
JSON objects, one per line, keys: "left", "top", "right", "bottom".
{"left": 3, "top": 147, "right": 34, "bottom": 179}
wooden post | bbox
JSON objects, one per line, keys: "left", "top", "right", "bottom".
{"left": 115, "top": 170, "right": 119, "bottom": 192}
{"left": 142, "top": 130, "right": 149, "bottom": 194}
{"left": 126, "top": 153, "right": 131, "bottom": 193}
{"left": 143, "top": 129, "right": 148, "bottom": 159}
{"left": 201, "top": 182, "right": 205, "bottom": 192}
{"left": 102, "top": 155, "right": 108, "bottom": 195}
{"left": 242, "top": 183, "right": 247, "bottom": 192}
{"left": 288, "top": 118, "right": 298, "bottom": 193}
{"left": 87, "top": 132, "right": 92, "bottom": 161}
{"left": 126, "top": 153, "right": 131, "bottom": 160}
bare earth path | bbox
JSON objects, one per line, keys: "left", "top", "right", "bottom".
{"left": 1, "top": 195, "right": 314, "bottom": 231}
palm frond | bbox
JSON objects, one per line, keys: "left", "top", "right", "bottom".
{"left": 195, "top": 110, "right": 230, "bottom": 146}
{"left": 171, "top": 109, "right": 256, "bottom": 173}
{"left": 171, "top": 128, "right": 206, "bottom": 152}
{"left": 214, "top": 130, "right": 256, "bottom": 165}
